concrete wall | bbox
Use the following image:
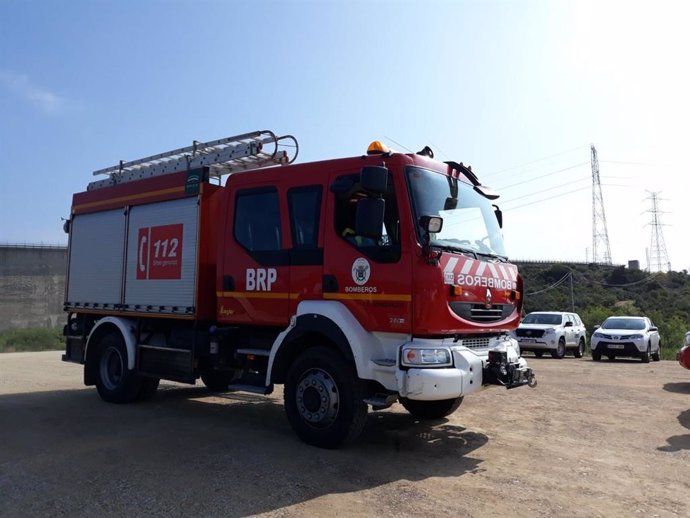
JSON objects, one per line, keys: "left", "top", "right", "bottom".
{"left": 0, "top": 245, "right": 67, "bottom": 330}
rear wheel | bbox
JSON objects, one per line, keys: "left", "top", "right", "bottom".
{"left": 551, "top": 337, "right": 566, "bottom": 359}
{"left": 399, "top": 397, "right": 463, "bottom": 419}
{"left": 574, "top": 338, "right": 585, "bottom": 358}
{"left": 284, "top": 347, "right": 367, "bottom": 449}
{"left": 95, "top": 332, "right": 142, "bottom": 403}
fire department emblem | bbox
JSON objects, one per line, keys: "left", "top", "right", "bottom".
{"left": 352, "top": 257, "right": 371, "bottom": 286}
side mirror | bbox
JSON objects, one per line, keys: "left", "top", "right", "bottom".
{"left": 419, "top": 215, "right": 443, "bottom": 234}
{"left": 356, "top": 198, "right": 385, "bottom": 239}
{"left": 649, "top": 326, "right": 658, "bottom": 332}
{"left": 593, "top": 324, "right": 601, "bottom": 331}
{"left": 564, "top": 321, "right": 573, "bottom": 328}
{"left": 360, "top": 166, "right": 388, "bottom": 194}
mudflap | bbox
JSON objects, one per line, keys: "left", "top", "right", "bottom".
{"left": 484, "top": 357, "right": 537, "bottom": 389}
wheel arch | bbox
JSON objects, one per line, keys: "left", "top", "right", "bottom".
{"left": 269, "top": 313, "right": 355, "bottom": 385}
{"left": 84, "top": 317, "right": 138, "bottom": 385}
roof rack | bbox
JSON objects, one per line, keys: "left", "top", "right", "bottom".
{"left": 88, "top": 130, "right": 298, "bottom": 191}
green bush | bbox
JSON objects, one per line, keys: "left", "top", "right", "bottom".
{"left": 0, "top": 328, "right": 64, "bottom": 353}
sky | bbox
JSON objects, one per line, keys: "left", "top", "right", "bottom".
{"left": 1, "top": 0, "right": 689, "bottom": 271}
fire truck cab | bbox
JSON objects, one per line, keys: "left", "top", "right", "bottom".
{"left": 63, "top": 131, "right": 534, "bottom": 448}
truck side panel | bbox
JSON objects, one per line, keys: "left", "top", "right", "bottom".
{"left": 66, "top": 208, "right": 125, "bottom": 307}
{"left": 124, "top": 197, "right": 199, "bottom": 309}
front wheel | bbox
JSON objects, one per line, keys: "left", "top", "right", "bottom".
{"left": 284, "top": 347, "right": 367, "bottom": 449}
{"left": 551, "top": 337, "right": 566, "bottom": 359}
{"left": 95, "top": 332, "right": 142, "bottom": 403}
{"left": 574, "top": 338, "right": 585, "bottom": 358}
{"left": 592, "top": 350, "right": 602, "bottom": 361}
{"left": 641, "top": 344, "right": 651, "bottom": 363}
{"left": 399, "top": 397, "right": 463, "bottom": 419}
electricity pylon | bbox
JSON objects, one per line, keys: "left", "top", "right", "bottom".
{"left": 645, "top": 191, "right": 671, "bottom": 272}
{"left": 591, "top": 145, "right": 612, "bottom": 264}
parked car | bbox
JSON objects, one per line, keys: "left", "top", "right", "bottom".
{"left": 591, "top": 316, "right": 660, "bottom": 363}
{"left": 677, "top": 331, "right": 690, "bottom": 370}
{"left": 513, "top": 311, "right": 587, "bottom": 359}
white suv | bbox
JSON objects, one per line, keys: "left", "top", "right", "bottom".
{"left": 514, "top": 311, "right": 587, "bottom": 359}
{"left": 591, "top": 316, "right": 661, "bottom": 363}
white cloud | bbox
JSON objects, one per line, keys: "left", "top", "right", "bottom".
{"left": 0, "top": 70, "right": 66, "bottom": 114}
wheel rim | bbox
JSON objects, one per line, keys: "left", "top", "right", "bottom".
{"left": 295, "top": 368, "right": 339, "bottom": 428}
{"left": 100, "top": 346, "right": 124, "bottom": 391}
{"left": 579, "top": 342, "right": 585, "bottom": 355}
{"left": 558, "top": 340, "right": 565, "bottom": 356}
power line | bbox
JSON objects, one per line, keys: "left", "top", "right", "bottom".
{"left": 485, "top": 145, "right": 589, "bottom": 177}
{"left": 503, "top": 185, "right": 590, "bottom": 211}
{"left": 495, "top": 162, "right": 589, "bottom": 191}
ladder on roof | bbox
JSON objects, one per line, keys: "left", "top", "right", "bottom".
{"left": 88, "top": 130, "right": 299, "bottom": 191}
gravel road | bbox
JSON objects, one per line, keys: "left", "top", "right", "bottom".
{"left": 1, "top": 351, "right": 689, "bottom": 517}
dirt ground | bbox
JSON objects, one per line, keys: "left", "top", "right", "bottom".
{"left": 1, "top": 351, "right": 689, "bottom": 517}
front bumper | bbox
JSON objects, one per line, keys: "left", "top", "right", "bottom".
{"left": 396, "top": 341, "right": 535, "bottom": 401}
{"left": 592, "top": 339, "right": 645, "bottom": 356}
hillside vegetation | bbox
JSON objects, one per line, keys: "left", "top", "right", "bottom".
{"left": 518, "top": 262, "right": 690, "bottom": 359}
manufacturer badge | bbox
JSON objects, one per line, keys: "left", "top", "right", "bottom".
{"left": 484, "top": 288, "right": 492, "bottom": 308}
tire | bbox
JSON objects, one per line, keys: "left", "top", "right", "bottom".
{"left": 284, "top": 346, "right": 367, "bottom": 449}
{"left": 641, "top": 344, "right": 651, "bottom": 363}
{"left": 95, "top": 332, "right": 142, "bottom": 403}
{"left": 551, "top": 337, "right": 566, "bottom": 359}
{"left": 534, "top": 351, "right": 544, "bottom": 358}
{"left": 137, "top": 377, "right": 160, "bottom": 401}
{"left": 201, "top": 371, "right": 235, "bottom": 391}
{"left": 652, "top": 342, "right": 661, "bottom": 362}
{"left": 399, "top": 397, "right": 463, "bottom": 419}
{"left": 592, "top": 350, "right": 601, "bottom": 361}
{"left": 574, "top": 338, "right": 585, "bottom": 358}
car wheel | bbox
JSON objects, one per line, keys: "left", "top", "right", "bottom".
{"left": 592, "top": 350, "right": 601, "bottom": 361}
{"left": 534, "top": 351, "right": 544, "bottom": 358}
{"left": 641, "top": 343, "right": 651, "bottom": 363}
{"left": 284, "top": 346, "right": 367, "bottom": 449}
{"left": 551, "top": 337, "right": 566, "bottom": 359}
{"left": 574, "top": 338, "right": 585, "bottom": 358}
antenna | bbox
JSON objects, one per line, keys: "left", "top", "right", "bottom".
{"left": 645, "top": 191, "right": 671, "bottom": 272}
{"left": 591, "top": 145, "right": 612, "bottom": 264}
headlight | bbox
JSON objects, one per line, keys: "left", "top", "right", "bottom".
{"left": 628, "top": 334, "right": 643, "bottom": 339}
{"left": 401, "top": 347, "right": 452, "bottom": 367}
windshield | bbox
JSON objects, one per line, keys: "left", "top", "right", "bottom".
{"left": 522, "top": 313, "right": 562, "bottom": 325}
{"left": 601, "top": 318, "right": 646, "bottom": 330}
{"left": 406, "top": 166, "right": 507, "bottom": 257}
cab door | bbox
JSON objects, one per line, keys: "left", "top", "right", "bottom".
{"left": 218, "top": 185, "right": 290, "bottom": 326}
{"left": 322, "top": 168, "right": 412, "bottom": 333}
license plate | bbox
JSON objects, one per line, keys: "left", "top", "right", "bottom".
{"left": 521, "top": 338, "right": 535, "bottom": 344}
{"left": 607, "top": 343, "right": 624, "bottom": 349}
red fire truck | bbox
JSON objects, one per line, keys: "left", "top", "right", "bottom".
{"left": 63, "top": 130, "right": 535, "bottom": 448}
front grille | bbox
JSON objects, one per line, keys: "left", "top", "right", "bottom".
{"left": 450, "top": 302, "right": 513, "bottom": 323}
{"left": 516, "top": 328, "right": 545, "bottom": 338}
{"left": 459, "top": 337, "right": 491, "bottom": 350}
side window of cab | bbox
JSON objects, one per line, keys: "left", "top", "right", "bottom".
{"left": 332, "top": 173, "right": 401, "bottom": 263}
